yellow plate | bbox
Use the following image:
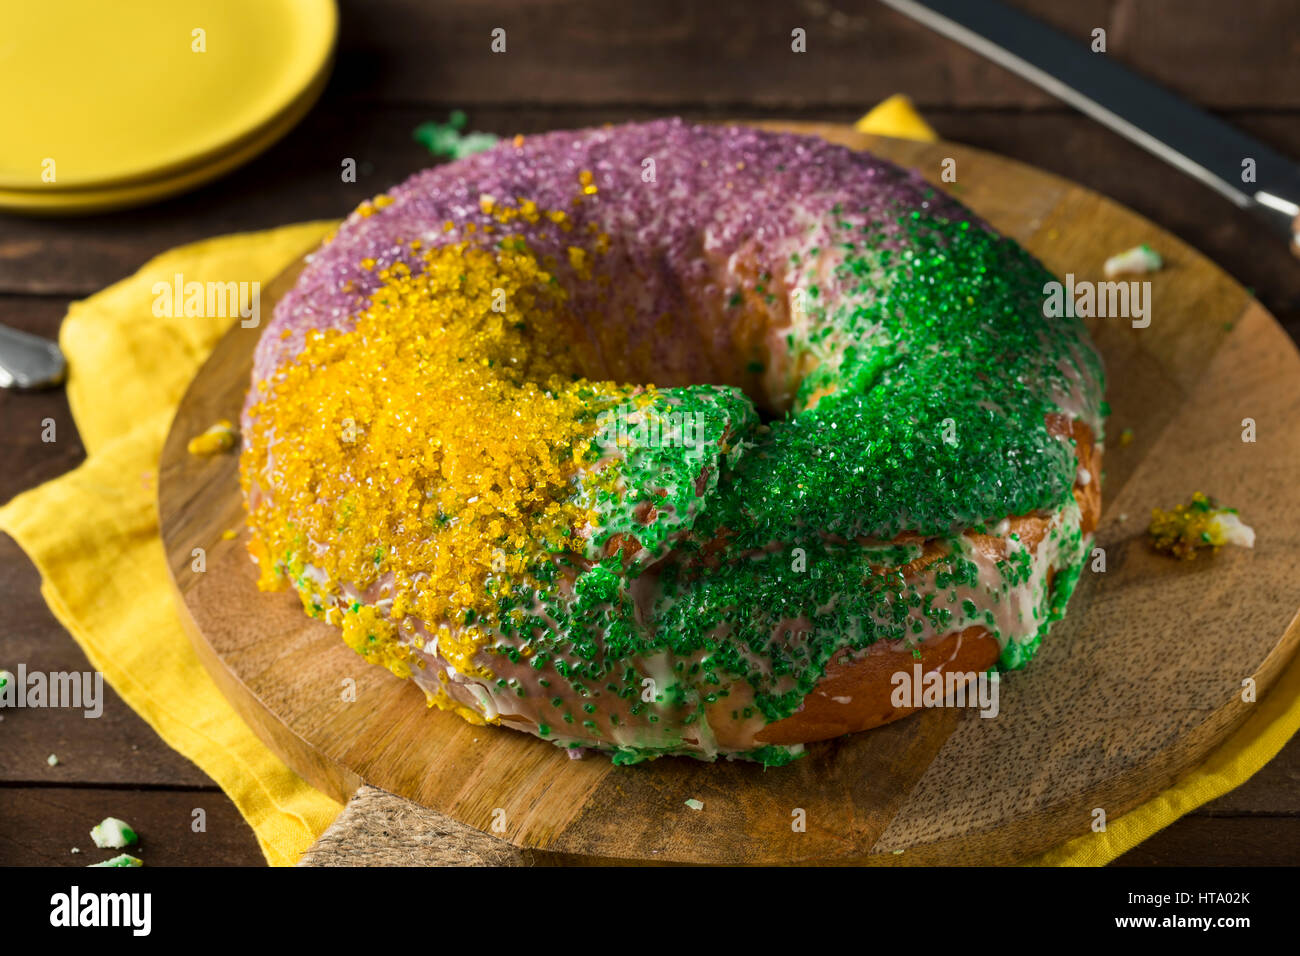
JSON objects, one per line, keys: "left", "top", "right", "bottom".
{"left": 0, "top": 62, "right": 329, "bottom": 215}
{"left": 0, "top": 0, "right": 337, "bottom": 191}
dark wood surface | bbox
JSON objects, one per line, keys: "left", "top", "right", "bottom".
{"left": 1, "top": 0, "right": 1297, "bottom": 866}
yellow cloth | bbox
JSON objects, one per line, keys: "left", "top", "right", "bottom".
{"left": 855, "top": 93, "right": 939, "bottom": 142}
{"left": 0, "top": 222, "right": 343, "bottom": 866}
{"left": 2, "top": 101, "right": 1296, "bottom": 866}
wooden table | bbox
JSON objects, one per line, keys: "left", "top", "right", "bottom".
{"left": 2, "top": 0, "right": 1297, "bottom": 866}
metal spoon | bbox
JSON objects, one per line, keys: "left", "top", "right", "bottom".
{"left": 0, "top": 323, "right": 66, "bottom": 389}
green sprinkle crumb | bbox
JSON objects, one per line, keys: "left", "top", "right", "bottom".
{"left": 91, "top": 817, "right": 138, "bottom": 849}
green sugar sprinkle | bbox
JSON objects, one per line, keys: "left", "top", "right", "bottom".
{"left": 474, "top": 203, "right": 1103, "bottom": 759}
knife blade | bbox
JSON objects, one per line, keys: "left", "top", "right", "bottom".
{"left": 878, "top": 0, "right": 1300, "bottom": 249}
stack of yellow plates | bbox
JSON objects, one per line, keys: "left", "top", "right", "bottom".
{"left": 0, "top": 0, "right": 337, "bottom": 214}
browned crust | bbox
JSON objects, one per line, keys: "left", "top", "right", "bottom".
{"left": 754, "top": 626, "right": 1004, "bottom": 745}
{"left": 753, "top": 419, "right": 1101, "bottom": 744}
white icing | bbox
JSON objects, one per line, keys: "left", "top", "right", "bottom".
{"left": 1214, "top": 512, "right": 1256, "bottom": 549}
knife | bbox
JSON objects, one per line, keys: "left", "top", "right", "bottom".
{"left": 878, "top": 0, "right": 1300, "bottom": 255}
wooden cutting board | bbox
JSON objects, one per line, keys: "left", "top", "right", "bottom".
{"left": 158, "top": 124, "right": 1300, "bottom": 865}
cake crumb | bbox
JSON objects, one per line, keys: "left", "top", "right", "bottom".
{"left": 414, "top": 111, "right": 499, "bottom": 161}
{"left": 91, "top": 817, "right": 139, "bottom": 850}
{"left": 1149, "top": 493, "right": 1254, "bottom": 559}
{"left": 1104, "top": 243, "right": 1162, "bottom": 277}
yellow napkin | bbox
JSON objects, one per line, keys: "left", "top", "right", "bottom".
{"left": 0, "top": 222, "right": 343, "bottom": 866}
{"left": 2, "top": 100, "right": 1296, "bottom": 866}
{"left": 855, "top": 94, "right": 939, "bottom": 141}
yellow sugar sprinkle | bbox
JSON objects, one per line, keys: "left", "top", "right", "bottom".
{"left": 188, "top": 419, "right": 238, "bottom": 456}
{"left": 427, "top": 685, "right": 492, "bottom": 725}
{"left": 241, "top": 229, "right": 632, "bottom": 685}
{"left": 567, "top": 246, "right": 591, "bottom": 278}
{"left": 341, "top": 605, "right": 411, "bottom": 679}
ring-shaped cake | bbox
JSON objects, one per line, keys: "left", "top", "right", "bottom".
{"left": 240, "top": 120, "right": 1104, "bottom": 764}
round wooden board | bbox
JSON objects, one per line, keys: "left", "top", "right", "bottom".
{"left": 159, "top": 124, "right": 1300, "bottom": 865}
